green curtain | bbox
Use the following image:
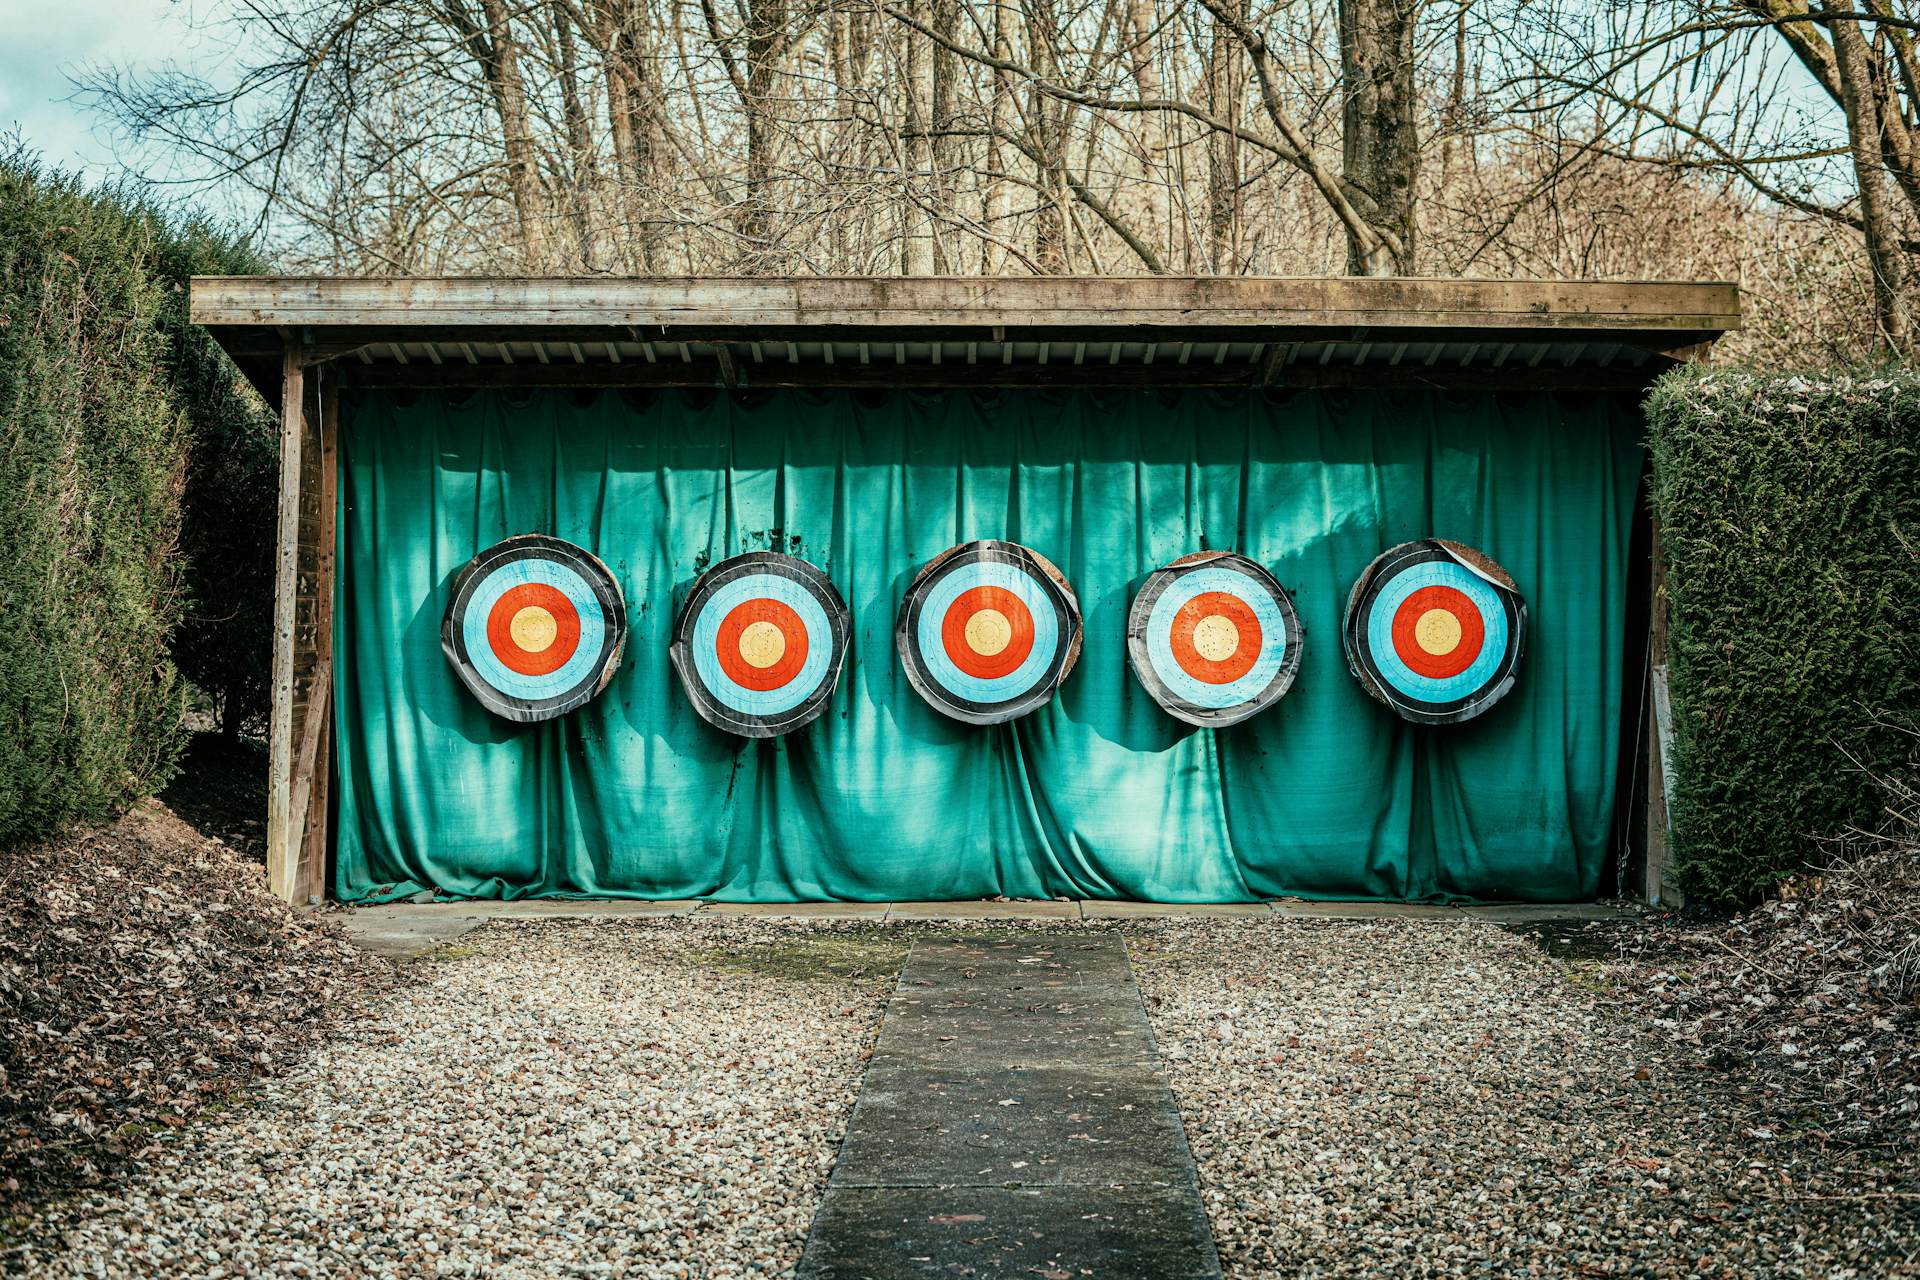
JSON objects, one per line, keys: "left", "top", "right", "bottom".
{"left": 333, "top": 386, "right": 1642, "bottom": 904}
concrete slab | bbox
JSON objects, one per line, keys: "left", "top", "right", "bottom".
{"left": 1268, "top": 900, "right": 1456, "bottom": 919}
{"left": 904, "top": 935, "right": 1135, "bottom": 986}
{"left": 796, "top": 930, "right": 1219, "bottom": 1278}
{"left": 1266, "top": 900, "right": 1638, "bottom": 922}
{"left": 332, "top": 897, "right": 1637, "bottom": 961}
{"left": 701, "top": 901, "right": 891, "bottom": 919}
{"left": 335, "top": 906, "right": 492, "bottom": 959}
{"left": 796, "top": 1184, "right": 1219, "bottom": 1280}
{"left": 1454, "top": 902, "right": 1643, "bottom": 922}
{"left": 878, "top": 999, "right": 1156, "bottom": 1069}
{"left": 334, "top": 899, "right": 702, "bottom": 957}
{"left": 487, "top": 899, "right": 702, "bottom": 918}
{"left": 885, "top": 900, "right": 1083, "bottom": 921}
{"left": 829, "top": 1064, "right": 1188, "bottom": 1188}
{"left": 1082, "top": 900, "right": 1272, "bottom": 918}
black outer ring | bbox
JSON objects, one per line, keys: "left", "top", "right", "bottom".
{"left": 895, "top": 540, "right": 1082, "bottom": 727}
{"left": 668, "top": 552, "right": 851, "bottom": 738}
{"left": 440, "top": 534, "right": 628, "bottom": 724}
{"left": 1341, "top": 539, "right": 1527, "bottom": 726}
{"left": 1125, "top": 552, "right": 1305, "bottom": 729}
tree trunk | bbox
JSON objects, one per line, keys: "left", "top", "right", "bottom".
{"left": 982, "top": 2, "right": 1012, "bottom": 273}
{"left": 1027, "top": 2, "right": 1070, "bottom": 273}
{"left": 606, "top": 43, "right": 636, "bottom": 198}
{"left": 1748, "top": 1, "right": 1920, "bottom": 229}
{"left": 930, "top": 0, "right": 958, "bottom": 272}
{"left": 1122, "top": 0, "right": 1160, "bottom": 98}
{"left": 1337, "top": 0, "right": 1419, "bottom": 275}
{"left": 473, "top": 0, "right": 546, "bottom": 265}
{"left": 903, "top": 6, "right": 936, "bottom": 274}
{"left": 554, "top": 5, "right": 598, "bottom": 270}
{"left": 1441, "top": 0, "right": 1470, "bottom": 184}
{"left": 598, "top": 0, "right": 659, "bottom": 271}
{"left": 830, "top": 8, "right": 862, "bottom": 270}
{"left": 741, "top": 0, "right": 786, "bottom": 254}
{"left": 1205, "top": 0, "right": 1241, "bottom": 271}
{"left": 1829, "top": 5, "right": 1913, "bottom": 353}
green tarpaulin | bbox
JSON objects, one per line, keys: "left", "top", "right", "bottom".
{"left": 333, "top": 387, "right": 1641, "bottom": 903}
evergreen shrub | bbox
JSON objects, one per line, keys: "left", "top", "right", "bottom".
{"left": 0, "top": 157, "right": 186, "bottom": 842}
{"left": 0, "top": 152, "right": 273, "bottom": 844}
{"left": 1647, "top": 366, "right": 1920, "bottom": 905}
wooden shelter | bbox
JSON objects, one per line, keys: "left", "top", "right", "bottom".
{"left": 190, "top": 276, "right": 1740, "bottom": 908}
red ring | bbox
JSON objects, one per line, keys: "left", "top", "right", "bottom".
{"left": 1390, "top": 585, "right": 1484, "bottom": 679}
{"left": 715, "top": 598, "right": 810, "bottom": 691}
{"left": 486, "top": 582, "right": 582, "bottom": 676}
{"left": 1168, "top": 591, "right": 1263, "bottom": 685}
{"left": 940, "top": 585, "right": 1036, "bottom": 680}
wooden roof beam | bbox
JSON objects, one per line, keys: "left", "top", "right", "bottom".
{"left": 190, "top": 275, "right": 1741, "bottom": 337}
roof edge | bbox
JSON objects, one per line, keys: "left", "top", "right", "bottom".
{"left": 189, "top": 275, "right": 1741, "bottom": 336}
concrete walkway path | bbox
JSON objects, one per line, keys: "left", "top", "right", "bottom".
{"left": 795, "top": 930, "right": 1221, "bottom": 1279}
{"left": 332, "top": 898, "right": 1636, "bottom": 958}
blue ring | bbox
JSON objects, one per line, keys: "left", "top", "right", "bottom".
{"left": 1144, "top": 567, "right": 1290, "bottom": 710}
{"left": 459, "top": 559, "right": 607, "bottom": 700}
{"left": 689, "top": 572, "right": 836, "bottom": 717}
{"left": 1362, "top": 561, "right": 1510, "bottom": 704}
{"left": 913, "top": 560, "right": 1062, "bottom": 703}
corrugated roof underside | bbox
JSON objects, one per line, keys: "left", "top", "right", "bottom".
{"left": 356, "top": 338, "right": 1655, "bottom": 372}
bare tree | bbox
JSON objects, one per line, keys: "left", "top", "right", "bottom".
{"left": 1827, "top": 2, "right": 1913, "bottom": 347}
{"left": 69, "top": 0, "right": 1920, "bottom": 362}
{"left": 1483, "top": 0, "right": 1920, "bottom": 356}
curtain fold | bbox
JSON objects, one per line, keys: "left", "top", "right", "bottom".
{"left": 332, "top": 386, "right": 1641, "bottom": 904}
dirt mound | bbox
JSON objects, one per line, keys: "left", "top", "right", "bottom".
{"left": 0, "top": 802, "right": 382, "bottom": 1214}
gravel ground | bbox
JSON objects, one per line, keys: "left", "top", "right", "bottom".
{"left": 1129, "top": 918, "right": 1920, "bottom": 1279}
{"left": 16, "top": 919, "right": 902, "bottom": 1279}
{"left": 17, "top": 915, "right": 1918, "bottom": 1279}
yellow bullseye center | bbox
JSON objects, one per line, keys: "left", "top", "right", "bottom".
{"left": 1192, "top": 614, "right": 1240, "bottom": 662}
{"left": 737, "top": 619, "right": 787, "bottom": 669}
{"left": 1415, "top": 608, "right": 1463, "bottom": 656}
{"left": 509, "top": 605, "right": 558, "bottom": 653}
{"left": 965, "top": 608, "right": 1013, "bottom": 656}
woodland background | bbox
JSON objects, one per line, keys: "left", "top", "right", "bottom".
{"left": 69, "top": 1, "right": 1920, "bottom": 364}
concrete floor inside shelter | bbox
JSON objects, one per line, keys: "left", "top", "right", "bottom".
{"left": 327, "top": 897, "right": 1641, "bottom": 959}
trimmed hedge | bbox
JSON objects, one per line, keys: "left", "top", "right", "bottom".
{"left": 1647, "top": 367, "right": 1920, "bottom": 905}
{"left": 0, "top": 154, "right": 274, "bottom": 846}
{"left": 0, "top": 160, "right": 187, "bottom": 843}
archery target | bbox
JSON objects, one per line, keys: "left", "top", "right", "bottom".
{"left": 1127, "top": 552, "right": 1303, "bottom": 727}
{"left": 897, "top": 540, "right": 1081, "bottom": 725}
{"left": 670, "top": 552, "right": 849, "bottom": 737}
{"left": 1343, "top": 539, "right": 1526, "bottom": 725}
{"left": 441, "top": 534, "right": 627, "bottom": 723}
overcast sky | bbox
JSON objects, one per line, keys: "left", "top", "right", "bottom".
{"left": 0, "top": 0, "right": 210, "bottom": 180}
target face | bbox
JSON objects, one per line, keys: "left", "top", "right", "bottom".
{"left": 1127, "top": 552, "right": 1304, "bottom": 728}
{"left": 441, "top": 534, "right": 627, "bottom": 723}
{"left": 669, "top": 552, "right": 850, "bottom": 737}
{"left": 897, "top": 540, "right": 1081, "bottom": 725}
{"left": 1343, "top": 539, "right": 1526, "bottom": 725}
